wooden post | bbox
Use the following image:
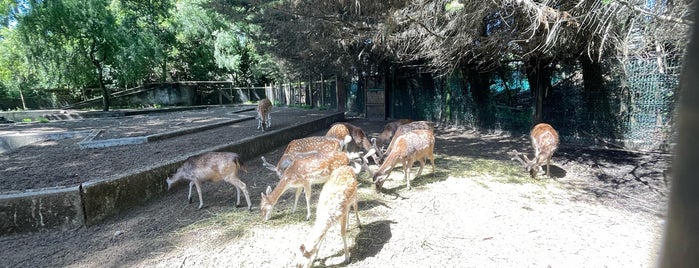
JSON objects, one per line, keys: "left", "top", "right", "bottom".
{"left": 218, "top": 84, "right": 223, "bottom": 105}
{"left": 336, "top": 75, "right": 346, "bottom": 112}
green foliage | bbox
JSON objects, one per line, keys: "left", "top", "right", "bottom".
{"left": 0, "top": 0, "right": 288, "bottom": 109}
{"left": 445, "top": 0, "right": 464, "bottom": 12}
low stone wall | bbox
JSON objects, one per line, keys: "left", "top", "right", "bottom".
{"left": 0, "top": 111, "right": 344, "bottom": 234}
{"left": 0, "top": 186, "right": 84, "bottom": 234}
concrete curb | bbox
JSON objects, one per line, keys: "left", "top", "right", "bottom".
{"left": 0, "top": 111, "right": 344, "bottom": 234}
{"left": 0, "top": 186, "right": 84, "bottom": 234}
{"left": 0, "top": 130, "right": 94, "bottom": 154}
{"left": 78, "top": 115, "right": 254, "bottom": 149}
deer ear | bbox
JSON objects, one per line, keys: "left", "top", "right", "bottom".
{"left": 300, "top": 244, "right": 312, "bottom": 257}
{"left": 266, "top": 185, "right": 272, "bottom": 195}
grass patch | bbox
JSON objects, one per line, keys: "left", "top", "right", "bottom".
{"left": 434, "top": 154, "right": 543, "bottom": 185}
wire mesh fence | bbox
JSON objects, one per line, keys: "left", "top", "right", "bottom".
{"left": 345, "top": 56, "right": 679, "bottom": 153}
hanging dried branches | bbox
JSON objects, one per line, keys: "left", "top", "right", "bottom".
{"left": 243, "top": 0, "right": 693, "bottom": 75}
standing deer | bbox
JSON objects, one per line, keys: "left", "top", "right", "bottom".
{"left": 166, "top": 152, "right": 251, "bottom": 210}
{"left": 292, "top": 165, "right": 361, "bottom": 268}
{"left": 508, "top": 123, "right": 560, "bottom": 178}
{"left": 325, "top": 122, "right": 381, "bottom": 165}
{"left": 262, "top": 136, "right": 350, "bottom": 174}
{"left": 373, "top": 129, "right": 435, "bottom": 191}
{"left": 381, "top": 121, "right": 434, "bottom": 161}
{"left": 375, "top": 119, "right": 414, "bottom": 151}
{"left": 256, "top": 98, "right": 272, "bottom": 131}
{"left": 259, "top": 150, "right": 360, "bottom": 221}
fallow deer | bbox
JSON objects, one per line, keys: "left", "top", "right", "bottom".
{"left": 325, "top": 122, "right": 381, "bottom": 165}
{"left": 261, "top": 135, "right": 351, "bottom": 174}
{"left": 375, "top": 119, "right": 413, "bottom": 151}
{"left": 256, "top": 98, "right": 272, "bottom": 131}
{"left": 373, "top": 129, "right": 435, "bottom": 191}
{"left": 381, "top": 120, "right": 434, "bottom": 161}
{"left": 292, "top": 165, "right": 361, "bottom": 267}
{"left": 166, "top": 152, "right": 251, "bottom": 210}
{"left": 259, "top": 150, "right": 360, "bottom": 221}
{"left": 508, "top": 123, "right": 560, "bottom": 178}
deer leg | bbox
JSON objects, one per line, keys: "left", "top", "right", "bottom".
{"left": 352, "top": 197, "right": 361, "bottom": 228}
{"left": 340, "top": 209, "right": 350, "bottom": 263}
{"left": 188, "top": 181, "right": 196, "bottom": 203}
{"left": 235, "top": 186, "right": 241, "bottom": 206}
{"left": 293, "top": 187, "right": 303, "bottom": 213}
{"left": 194, "top": 180, "right": 205, "bottom": 209}
{"left": 267, "top": 113, "right": 271, "bottom": 128}
{"left": 415, "top": 158, "right": 426, "bottom": 178}
{"left": 226, "top": 176, "right": 252, "bottom": 210}
{"left": 405, "top": 160, "right": 414, "bottom": 190}
{"left": 304, "top": 182, "right": 312, "bottom": 221}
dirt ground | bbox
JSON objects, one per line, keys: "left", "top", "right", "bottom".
{"left": 0, "top": 109, "right": 672, "bottom": 267}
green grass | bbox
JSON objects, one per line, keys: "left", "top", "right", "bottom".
{"left": 433, "top": 154, "right": 545, "bottom": 185}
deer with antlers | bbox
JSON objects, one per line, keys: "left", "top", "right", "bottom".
{"left": 509, "top": 123, "right": 560, "bottom": 178}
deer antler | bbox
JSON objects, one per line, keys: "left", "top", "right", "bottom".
{"left": 508, "top": 149, "right": 532, "bottom": 169}
{"left": 261, "top": 156, "right": 282, "bottom": 177}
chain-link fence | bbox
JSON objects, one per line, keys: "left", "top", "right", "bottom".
{"left": 345, "top": 56, "right": 679, "bottom": 153}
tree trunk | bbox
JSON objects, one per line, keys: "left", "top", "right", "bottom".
{"left": 336, "top": 74, "right": 346, "bottom": 112}
{"left": 525, "top": 56, "right": 552, "bottom": 125}
{"left": 90, "top": 45, "right": 109, "bottom": 111}
{"left": 467, "top": 68, "right": 495, "bottom": 129}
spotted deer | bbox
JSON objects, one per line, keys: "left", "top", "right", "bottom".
{"left": 259, "top": 150, "right": 361, "bottom": 221}
{"left": 381, "top": 121, "right": 434, "bottom": 161}
{"left": 256, "top": 98, "right": 272, "bottom": 131}
{"left": 375, "top": 119, "right": 414, "bottom": 151}
{"left": 373, "top": 129, "right": 435, "bottom": 191}
{"left": 326, "top": 122, "right": 381, "bottom": 165}
{"left": 261, "top": 136, "right": 351, "bottom": 174}
{"left": 292, "top": 165, "right": 361, "bottom": 268}
{"left": 508, "top": 123, "right": 560, "bottom": 178}
{"left": 166, "top": 152, "right": 251, "bottom": 210}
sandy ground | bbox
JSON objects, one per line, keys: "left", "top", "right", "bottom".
{"left": 0, "top": 111, "right": 671, "bottom": 267}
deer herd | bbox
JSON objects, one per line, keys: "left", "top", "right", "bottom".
{"left": 165, "top": 99, "right": 560, "bottom": 267}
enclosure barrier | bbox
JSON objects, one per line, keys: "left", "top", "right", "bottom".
{"left": 0, "top": 111, "right": 344, "bottom": 235}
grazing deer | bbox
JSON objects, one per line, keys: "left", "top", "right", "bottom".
{"left": 262, "top": 136, "right": 350, "bottom": 174}
{"left": 376, "top": 119, "right": 413, "bottom": 151}
{"left": 373, "top": 129, "right": 435, "bottom": 191}
{"left": 166, "top": 152, "right": 251, "bottom": 210}
{"left": 259, "top": 150, "right": 361, "bottom": 221}
{"left": 381, "top": 121, "right": 434, "bottom": 161}
{"left": 292, "top": 165, "right": 361, "bottom": 268}
{"left": 508, "top": 123, "right": 560, "bottom": 178}
{"left": 326, "top": 122, "right": 381, "bottom": 165}
{"left": 256, "top": 98, "right": 272, "bottom": 131}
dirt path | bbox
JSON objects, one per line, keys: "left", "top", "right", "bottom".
{"left": 0, "top": 120, "right": 670, "bottom": 267}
